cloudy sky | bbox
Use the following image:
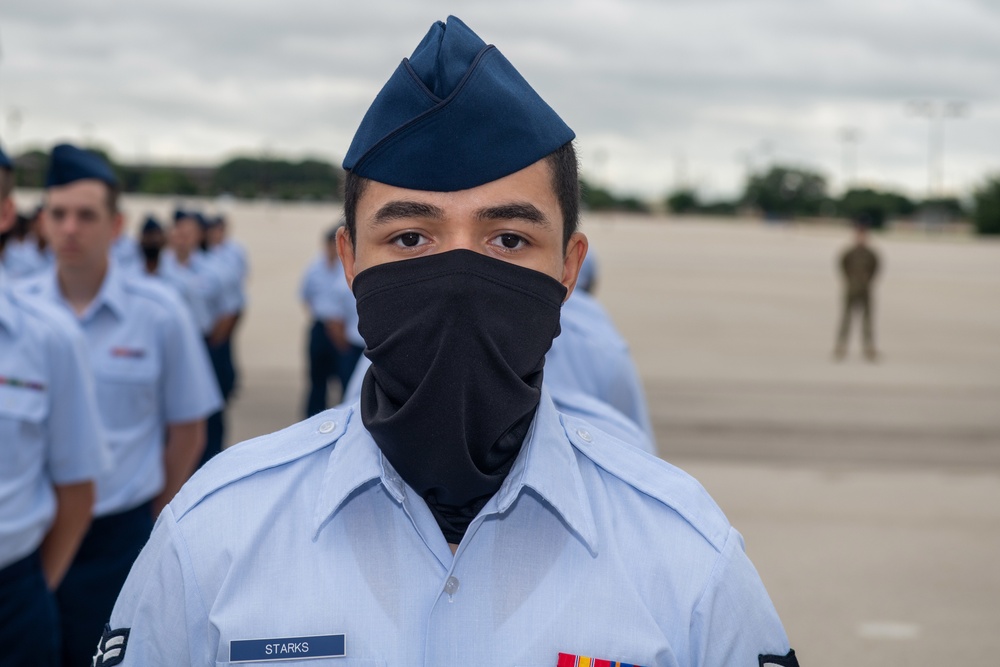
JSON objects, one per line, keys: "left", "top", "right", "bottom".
{"left": 2, "top": 0, "right": 999, "bottom": 200}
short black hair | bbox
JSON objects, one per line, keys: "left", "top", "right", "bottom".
{"left": 343, "top": 141, "right": 579, "bottom": 249}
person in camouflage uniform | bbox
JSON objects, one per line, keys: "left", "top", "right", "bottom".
{"left": 835, "top": 222, "right": 881, "bottom": 361}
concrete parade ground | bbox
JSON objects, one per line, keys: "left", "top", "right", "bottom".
{"left": 113, "top": 195, "right": 1000, "bottom": 666}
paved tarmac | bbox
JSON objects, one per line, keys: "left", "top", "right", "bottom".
{"left": 124, "top": 197, "right": 1000, "bottom": 666}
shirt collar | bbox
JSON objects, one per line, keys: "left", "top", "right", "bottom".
{"left": 312, "top": 389, "right": 598, "bottom": 554}
{"left": 67, "top": 260, "right": 129, "bottom": 322}
{"left": 312, "top": 407, "right": 389, "bottom": 538}
{"left": 494, "top": 388, "right": 599, "bottom": 554}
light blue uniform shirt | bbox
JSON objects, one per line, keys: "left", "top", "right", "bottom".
{"left": 327, "top": 268, "right": 364, "bottom": 348}
{"left": 1, "top": 236, "right": 53, "bottom": 281}
{"left": 300, "top": 254, "right": 345, "bottom": 320}
{"left": 158, "top": 250, "right": 227, "bottom": 335}
{"left": 109, "top": 393, "right": 791, "bottom": 666}
{"left": 18, "top": 262, "right": 222, "bottom": 516}
{"left": 111, "top": 235, "right": 142, "bottom": 274}
{"left": 547, "top": 291, "right": 655, "bottom": 442}
{"left": 206, "top": 240, "right": 248, "bottom": 315}
{"left": 0, "top": 274, "right": 108, "bottom": 569}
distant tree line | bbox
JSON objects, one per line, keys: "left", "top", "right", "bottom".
{"left": 11, "top": 149, "right": 343, "bottom": 201}
{"left": 664, "top": 165, "right": 1000, "bottom": 236}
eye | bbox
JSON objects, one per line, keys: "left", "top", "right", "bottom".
{"left": 490, "top": 233, "right": 527, "bottom": 250}
{"left": 392, "top": 232, "right": 428, "bottom": 248}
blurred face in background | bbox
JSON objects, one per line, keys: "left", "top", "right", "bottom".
{"left": 171, "top": 217, "right": 203, "bottom": 258}
{"left": 205, "top": 223, "right": 225, "bottom": 248}
{"left": 44, "top": 179, "right": 122, "bottom": 272}
{"left": 141, "top": 227, "right": 165, "bottom": 255}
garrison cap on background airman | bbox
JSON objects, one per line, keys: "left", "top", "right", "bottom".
{"left": 45, "top": 143, "right": 118, "bottom": 187}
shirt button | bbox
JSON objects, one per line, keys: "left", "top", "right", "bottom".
{"left": 318, "top": 421, "right": 336, "bottom": 434}
{"left": 576, "top": 428, "right": 593, "bottom": 442}
{"left": 444, "top": 576, "right": 460, "bottom": 596}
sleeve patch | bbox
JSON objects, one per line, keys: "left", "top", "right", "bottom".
{"left": 760, "top": 649, "right": 799, "bottom": 667}
{"left": 93, "top": 624, "right": 130, "bottom": 667}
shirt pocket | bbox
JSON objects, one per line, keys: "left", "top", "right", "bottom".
{"left": 0, "top": 386, "right": 48, "bottom": 470}
{"left": 95, "top": 358, "right": 159, "bottom": 433}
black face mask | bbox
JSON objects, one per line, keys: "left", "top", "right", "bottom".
{"left": 353, "top": 249, "right": 567, "bottom": 544}
{"left": 141, "top": 243, "right": 162, "bottom": 263}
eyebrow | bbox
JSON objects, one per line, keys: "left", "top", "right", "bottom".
{"left": 372, "top": 200, "right": 445, "bottom": 225}
{"left": 475, "top": 202, "right": 551, "bottom": 227}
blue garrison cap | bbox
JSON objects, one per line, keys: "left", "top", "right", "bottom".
{"left": 141, "top": 215, "right": 163, "bottom": 233}
{"left": 46, "top": 143, "right": 118, "bottom": 188}
{"left": 343, "top": 16, "right": 574, "bottom": 192}
{"left": 0, "top": 145, "right": 12, "bottom": 170}
{"left": 173, "top": 208, "right": 205, "bottom": 225}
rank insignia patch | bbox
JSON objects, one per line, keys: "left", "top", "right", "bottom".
{"left": 0, "top": 375, "right": 46, "bottom": 391}
{"left": 760, "top": 649, "right": 799, "bottom": 667}
{"left": 110, "top": 347, "right": 146, "bottom": 359}
{"left": 93, "top": 625, "right": 130, "bottom": 667}
{"left": 557, "top": 653, "right": 646, "bottom": 667}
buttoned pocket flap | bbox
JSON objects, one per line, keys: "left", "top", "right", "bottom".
{"left": 0, "top": 383, "right": 48, "bottom": 424}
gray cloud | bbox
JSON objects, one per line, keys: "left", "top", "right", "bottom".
{"left": 1, "top": 0, "right": 998, "bottom": 199}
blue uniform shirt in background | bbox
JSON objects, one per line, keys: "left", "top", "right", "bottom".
{"left": 18, "top": 261, "right": 222, "bottom": 516}
{"left": 109, "top": 392, "right": 791, "bottom": 666}
{"left": 327, "top": 267, "right": 364, "bottom": 348}
{"left": 157, "top": 250, "right": 227, "bottom": 335}
{"left": 0, "top": 277, "right": 108, "bottom": 568}
{"left": 1, "top": 237, "right": 53, "bottom": 282}
{"left": 547, "top": 290, "right": 655, "bottom": 442}
{"left": 110, "top": 235, "right": 142, "bottom": 274}
{"left": 207, "top": 240, "right": 249, "bottom": 314}
{"left": 299, "top": 254, "right": 346, "bottom": 321}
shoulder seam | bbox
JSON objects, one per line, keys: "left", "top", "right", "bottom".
{"left": 561, "top": 414, "right": 730, "bottom": 552}
{"left": 171, "top": 408, "right": 354, "bottom": 521}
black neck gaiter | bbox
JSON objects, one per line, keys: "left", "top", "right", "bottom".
{"left": 353, "top": 249, "right": 567, "bottom": 544}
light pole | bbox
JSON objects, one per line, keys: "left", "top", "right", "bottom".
{"left": 838, "top": 126, "right": 861, "bottom": 191}
{"left": 907, "top": 100, "right": 969, "bottom": 198}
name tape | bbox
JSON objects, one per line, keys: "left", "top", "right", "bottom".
{"left": 230, "top": 634, "right": 346, "bottom": 663}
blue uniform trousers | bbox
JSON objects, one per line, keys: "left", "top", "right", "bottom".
{"left": 0, "top": 550, "right": 60, "bottom": 667}
{"left": 56, "top": 502, "right": 153, "bottom": 667}
{"left": 305, "top": 320, "right": 341, "bottom": 417}
{"left": 337, "top": 344, "right": 365, "bottom": 394}
{"left": 202, "top": 337, "right": 235, "bottom": 467}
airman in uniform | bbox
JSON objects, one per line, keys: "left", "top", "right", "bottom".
{"left": 0, "top": 145, "right": 108, "bottom": 667}
{"left": 105, "top": 18, "right": 796, "bottom": 667}
{"left": 19, "top": 144, "right": 222, "bottom": 666}
{"left": 300, "top": 225, "right": 355, "bottom": 416}
{"left": 834, "top": 222, "right": 881, "bottom": 361}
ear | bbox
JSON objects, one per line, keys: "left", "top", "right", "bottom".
{"left": 112, "top": 211, "right": 125, "bottom": 239}
{"left": 336, "top": 226, "right": 357, "bottom": 289}
{"left": 0, "top": 196, "right": 15, "bottom": 235}
{"left": 559, "top": 231, "right": 588, "bottom": 302}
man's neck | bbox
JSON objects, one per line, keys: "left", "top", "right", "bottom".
{"left": 175, "top": 248, "right": 192, "bottom": 265}
{"left": 58, "top": 260, "right": 108, "bottom": 316}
